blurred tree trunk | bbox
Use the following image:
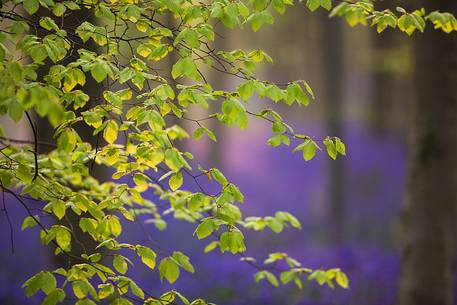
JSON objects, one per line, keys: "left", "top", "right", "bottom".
{"left": 205, "top": 26, "right": 230, "bottom": 165}
{"left": 321, "top": 17, "right": 345, "bottom": 244}
{"left": 398, "top": 1, "right": 457, "bottom": 304}
{"left": 370, "top": 31, "right": 395, "bottom": 133}
{"left": 369, "top": 0, "right": 409, "bottom": 135}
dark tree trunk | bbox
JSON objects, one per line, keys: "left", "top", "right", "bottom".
{"left": 321, "top": 17, "right": 345, "bottom": 244}
{"left": 369, "top": 0, "right": 410, "bottom": 136}
{"left": 398, "top": 1, "right": 457, "bottom": 304}
{"left": 370, "top": 29, "right": 396, "bottom": 134}
{"left": 33, "top": 8, "right": 105, "bottom": 260}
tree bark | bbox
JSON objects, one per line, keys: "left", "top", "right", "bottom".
{"left": 398, "top": 1, "right": 457, "bottom": 304}
{"left": 321, "top": 17, "right": 345, "bottom": 244}
{"left": 369, "top": 29, "right": 396, "bottom": 134}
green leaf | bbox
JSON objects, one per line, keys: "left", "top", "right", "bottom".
{"left": 91, "top": 61, "right": 109, "bottom": 83}
{"left": 22, "top": 271, "right": 57, "bottom": 297}
{"left": 52, "top": 3, "right": 66, "bottom": 16}
{"left": 237, "top": 80, "right": 255, "bottom": 101}
{"left": 103, "top": 120, "right": 118, "bottom": 144}
{"left": 306, "top": 0, "right": 320, "bottom": 11}
{"left": 57, "top": 129, "right": 77, "bottom": 152}
{"left": 129, "top": 280, "right": 145, "bottom": 299}
{"left": 165, "top": 149, "right": 184, "bottom": 172}
{"left": 272, "top": 121, "right": 286, "bottom": 134}
{"left": 16, "top": 163, "right": 32, "bottom": 183}
{"left": 286, "top": 83, "right": 309, "bottom": 106}
{"left": 308, "top": 270, "right": 328, "bottom": 285}
{"left": 321, "top": 0, "right": 332, "bottom": 10}
{"left": 253, "top": 0, "right": 268, "bottom": 11}
{"left": 219, "top": 230, "right": 246, "bottom": 254}
{"left": 302, "top": 139, "right": 317, "bottom": 161}
{"left": 306, "top": 0, "right": 331, "bottom": 11}
{"left": 113, "top": 255, "right": 128, "bottom": 274}
{"left": 193, "top": 127, "right": 217, "bottom": 142}
{"left": 42, "top": 288, "right": 65, "bottom": 305}
{"left": 335, "top": 138, "right": 346, "bottom": 155}
{"left": 55, "top": 226, "right": 71, "bottom": 250}
{"left": 204, "top": 241, "right": 219, "bottom": 253}
{"left": 21, "top": 215, "right": 39, "bottom": 230}
{"left": 248, "top": 11, "right": 274, "bottom": 32}
{"left": 266, "top": 85, "right": 285, "bottom": 102}
{"left": 211, "top": 168, "right": 228, "bottom": 185}
{"left": 52, "top": 200, "right": 66, "bottom": 220}
{"left": 98, "top": 283, "right": 114, "bottom": 299}
{"left": 9, "top": 101, "right": 24, "bottom": 122}
{"left": 172, "top": 251, "right": 195, "bottom": 273}
{"left": 303, "top": 81, "right": 315, "bottom": 99}
{"left": 194, "top": 219, "right": 214, "bottom": 239}
{"left": 108, "top": 215, "right": 122, "bottom": 237}
{"left": 280, "top": 270, "right": 294, "bottom": 284}
{"left": 172, "top": 57, "right": 201, "bottom": 81}
{"left": 136, "top": 246, "right": 157, "bottom": 269}
{"left": 336, "top": 270, "right": 349, "bottom": 288}
{"left": 39, "top": 17, "right": 59, "bottom": 31}
{"left": 217, "top": 203, "right": 242, "bottom": 224}
{"left": 275, "top": 211, "right": 302, "bottom": 229}
{"left": 169, "top": 171, "right": 183, "bottom": 191}
{"left": 272, "top": 0, "right": 286, "bottom": 14}
{"left": 228, "top": 183, "right": 244, "bottom": 203}
{"left": 133, "top": 172, "right": 148, "bottom": 192}
{"left": 174, "top": 28, "right": 200, "bottom": 48}
{"left": 158, "top": 257, "right": 180, "bottom": 283}
{"left": 119, "top": 67, "right": 136, "bottom": 83}
{"left": 323, "top": 138, "right": 337, "bottom": 160}
{"left": 266, "top": 217, "right": 283, "bottom": 233}
{"left": 30, "top": 45, "right": 48, "bottom": 63}
{"left": 268, "top": 135, "right": 282, "bottom": 147}
{"left": 23, "top": 0, "right": 40, "bottom": 15}
{"left": 174, "top": 291, "right": 190, "bottom": 305}
{"left": 220, "top": 3, "right": 240, "bottom": 28}
{"left": 220, "top": 98, "right": 248, "bottom": 130}
{"left": 255, "top": 271, "right": 279, "bottom": 287}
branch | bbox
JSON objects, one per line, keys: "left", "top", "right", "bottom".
{"left": 24, "top": 111, "right": 38, "bottom": 181}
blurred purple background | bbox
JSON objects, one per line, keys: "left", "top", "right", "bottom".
{"left": 0, "top": 7, "right": 412, "bottom": 305}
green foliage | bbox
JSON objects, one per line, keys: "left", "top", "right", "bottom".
{"left": 22, "top": 271, "right": 57, "bottom": 297}
{"left": 3, "top": 0, "right": 452, "bottom": 303}
{"left": 244, "top": 211, "right": 301, "bottom": 233}
{"left": 254, "top": 253, "right": 349, "bottom": 289}
{"left": 328, "top": 1, "right": 457, "bottom": 35}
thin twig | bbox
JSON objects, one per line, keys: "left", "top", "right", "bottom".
{"left": 24, "top": 111, "right": 38, "bottom": 181}
{"left": 1, "top": 190, "right": 14, "bottom": 254}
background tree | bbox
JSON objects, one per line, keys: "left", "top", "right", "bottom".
{"left": 398, "top": 1, "right": 457, "bottom": 304}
